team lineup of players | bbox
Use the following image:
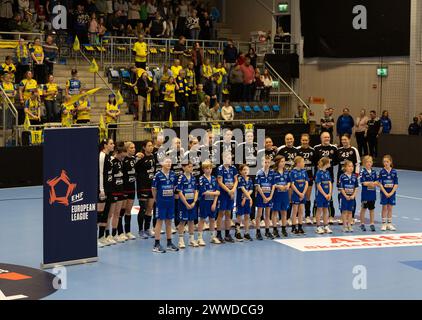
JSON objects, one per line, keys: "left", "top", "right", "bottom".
{"left": 97, "top": 130, "right": 399, "bottom": 253}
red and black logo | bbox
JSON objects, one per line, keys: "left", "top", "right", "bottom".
{"left": 0, "top": 263, "right": 57, "bottom": 300}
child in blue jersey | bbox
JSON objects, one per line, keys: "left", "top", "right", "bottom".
{"left": 198, "top": 160, "right": 220, "bottom": 245}
{"left": 339, "top": 160, "right": 359, "bottom": 232}
{"left": 152, "top": 157, "right": 179, "bottom": 253}
{"left": 290, "top": 156, "right": 309, "bottom": 235}
{"left": 217, "top": 151, "right": 238, "bottom": 243}
{"left": 255, "top": 156, "right": 276, "bottom": 240}
{"left": 236, "top": 164, "right": 254, "bottom": 241}
{"left": 315, "top": 157, "right": 333, "bottom": 234}
{"left": 379, "top": 155, "right": 399, "bottom": 231}
{"left": 359, "top": 156, "right": 378, "bottom": 232}
{"left": 272, "top": 156, "right": 291, "bottom": 237}
{"left": 177, "top": 162, "right": 199, "bottom": 249}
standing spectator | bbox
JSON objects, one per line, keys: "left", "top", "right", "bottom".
{"left": 380, "top": 110, "right": 392, "bottom": 134}
{"left": 336, "top": 107, "right": 354, "bottom": 140}
{"left": 88, "top": 13, "right": 99, "bottom": 44}
{"left": 273, "top": 26, "right": 290, "bottom": 52}
{"left": 204, "top": 73, "right": 219, "bottom": 107}
{"left": 95, "top": 0, "right": 108, "bottom": 15}
{"left": 253, "top": 68, "right": 264, "bottom": 101}
{"left": 36, "top": 5, "right": 51, "bottom": 32}
{"left": 408, "top": 117, "right": 420, "bottom": 135}
{"left": 73, "top": 4, "right": 90, "bottom": 45}
{"left": 173, "top": 36, "right": 189, "bottom": 66}
{"left": 132, "top": 34, "right": 148, "bottom": 70}
{"left": 209, "top": 101, "right": 222, "bottom": 121}
{"left": 355, "top": 108, "right": 369, "bottom": 156}
{"left": 146, "top": 0, "right": 158, "bottom": 26}
{"left": 221, "top": 100, "right": 234, "bottom": 121}
{"left": 261, "top": 69, "right": 272, "bottom": 102}
{"left": 237, "top": 52, "right": 246, "bottom": 66}
{"left": 199, "top": 11, "right": 212, "bottom": 41}
{"left": 209, "top": 5, "right": 220, "bottom": 39}
{"left": 1, "top": 56, "right": 16, "bottom": 83}
{"left": 18, "top": 0, "right": 30, "bottom": 16}
{"left": 162, "top": 76, "right": 178, "bottom": 122}
{"left": 198, "top": 95, "right": 211, "bottom": 122}
{"left": 24, "top": 91, "right": 42, "bottom": 125}
{"left": 15, "top": 38, "right": 30, "bottom": 84}
{"left": 175, "top": 0, "right": 189, "bottom": 37}
{"left": 170, "top": 59, "right": 183, "bottom": 78}
{"left": 43, "top": 74, "right": 59, "bottom": 122}
{"left": 192, "top": 41, "right": 204, "bottom": 84}
{"left": 175, "top": 69, "right": 190, "bottom": 120}
{"left": 223, "top": 39, "right": 238, "bottom": 69}
{"left": 200, "top": 58, "right": 213, "bottom": 85}
{"left": 139, "top": 0, "right": 148, "bottom": 27}
{"left": 196, "top": 83, "right": 205, "bottom": 105}
{"left": 43, "top": 35, "right": 58, "bottom": 77}
{"left": 0, "top": 0, "right": 13, "bottom": 20}
{"left": 136, "top": 71, "right": 153, "bottom": 122}
{"left": 240, "top": 57, "right": 255, "bottom": 102}
{"left": 186, "top": 9, "right": 200, "bottom": 40}
{"left": 320, "top": 108, "right": 335, "bottom": 136}
{"left": 98, "top": 17, "right": 107, "bottom": 43}
{"left": 115, "top": 0, "right": 129, "bottom": 26}
{"left": 65, "top": 69, "right": 82, "bottom": 98}
{"left": 246, "top": 47, "right": 257, "bottom": 69}
{"left": 213, "top": 61, "right": 226, "bottom": 104}
{"left": 365, "top": 110, "right": 382, "bottom": 158}
{"left": 86, "top": 0, "right": 98, "bottom": 16}
{"left": 30, "top": 38, "right": 46, "bottom": 84}
{"left": 148, "top": 11, "right": 166, "bottom": 39}
{"left": 128, "top": 0, "right": 141, "bottom": 28}
{"left": 229, "top": 63, "right": 243, "bottom": 102}
{"left": 105, "top": 94, "right": 120, "bottom": 142}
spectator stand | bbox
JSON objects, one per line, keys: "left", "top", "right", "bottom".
{"left": 0, "top": 83, "right": 19, "bottom": 146}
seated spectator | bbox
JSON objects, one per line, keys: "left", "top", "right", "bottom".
{"left": 135, "top": 22, "right": 148, "bottom": 37}
{"left": 86, "top": 0, "right": 99, "bottom": 16}
{"left": 110, "top": 11, "right": 124, "bottom": 36}
{"left": 209, "top": 101, "right": 222, "bottom": 121}
{"left": 254, "top": 68, "right": 264, "bottom": 101}
{"left": 200, "top": 58, "right": 213, "bottom": 84}
{"left": 221, "top": 100, "right": 234, "bottom": 121}
{"left": 261, "top": 69, "right": 273, "bottom": 101}
{"left": 20, "top": 11, "right": 35, "bottom": 32}
{"left": 246, "top": 48, "right": 257, "bottom": 69}
{"left": 170, "top": 59, "right": 183, "bottom": 78}
{"left": 1, "top": 73, "right": 16, "bottom": 103}
{"left": 1, "top": 56, "right": 16, "bottom": 83}
{"left": 126, "top": 24, "right": 136, "bottom": 38}
{"left": 198, "top": 95, "right": 211, "bottom": 122}
{"left": 229, "top": 63, "right": 243, "bottom": 102}
{"left": 294, "top": 105, "right": 308, "bottom": 123}
{"left": 128, "top": 0, "right": 141, "bottom": 27}
{"left": 409, "top": 117, "right": 420, "bottom": 136}
{"left": 43, "top": 35, "right": 59, "bottom": 76}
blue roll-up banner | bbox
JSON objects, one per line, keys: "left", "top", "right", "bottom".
{"left": 42, "top": 127, "right": 99, "bottom": 269}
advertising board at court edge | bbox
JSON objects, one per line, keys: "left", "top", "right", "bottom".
{"left": 47, "top": 169, "right": 96, "bottom": 222}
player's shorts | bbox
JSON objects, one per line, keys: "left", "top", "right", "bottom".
{"left": 340, "top": 197, "right": 356, "bottom": 212}
{"left": 291, "top": 191, "right": 306, "bottom": 205}
{"left": 361, "top": 200, "right": 376, "bottom": 210}
{"left": 272, "top": 192, "right": 289, "bottom": 211}
{"left": 138, "top": 188, "right": 153, "bottom": 200}
{"left": 178, "top": 203, "right": 197, "bottom": 222}
{"left": 256, "top": 194, "right": 272, "bottom": 208}
{"left": 316, "top": 195, "right": 330, "bottom": 209}
{"left": 111, "top": 192, "right": 125, "bottom": 202}
{"left": 237, "top": 199, "right": 251, "bottom": 216}
{"left": 380, "top": 194, "right": 396, "bottom": 206}
{"left": 156, "top": 202, "right": 175, "bottom": 220}
{"left": 123, "top": 190, "right": 136, "bottom": 200}
{"left": 199, "top": 200, "right": 217, "bottom": 219}
{"left": 218, "top": 193, "right": 234, "bottom": 211}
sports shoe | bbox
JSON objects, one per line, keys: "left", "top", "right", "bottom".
{"left": 98, "top": 240, "right": 105, "bottom": 248}
{"left": 166, "top": 242, "right": 179, "bottom": 252}
{"left": 126, "top": 232, "right": 136, "bottom": 240}
{"left": 380, "top": 224, "right": 387, "bottom": 231}
{"left": 313, "top": 217, "right": 317, "bottom": 224}
{"left": 298, "top": 227, "right": 305, "bottom": 235}
{"left": 281, "top": 228, "right": 288, "bottom": 237}
{"left": 387, "top": 223, "right": 396, "bottom": 231}
{"left": 230, "top": 220, "right": 235, "bottom": 228}
{"left": 244, "top": 233, "right": 253, "bottom": 241}
{"left": 99, "top": 236, "right": 110, "bottom": 246}
{"left": 273, "top": 229, "right": 281, "bottom": 238}
{"left": 120, "top": 234, "right": 128, "bottom": 241}
{"left": 342, "top": 227, "right": 349, "bottom": 233}
{"left": 211, "top": 237, "right": 222, "bottom": 244}
{"left": 324, "top": 226, "right": 333, "bottom": 234}
{"left": 305, "top": 217, "right": 313, "bottom": 225}
{"left": 153, "top": 244, "right": 166, "bottom": 253}
{"left": 316, "top": 226, "right": 325, "bottom": 234}
{"left": 260, "top": 220, "right": 266, "bottom": 228}
{"left": 115, "top": 234, "right": 126, "bottom": 243}
{"left": 106, "top": 235, "right": 117, "bottom": 245}
{"left": 348, "top": 226, "right": 354, "bottom": 232}
{"left": 256, "top": 231, "right": 264, "bottom": 241}
{"left": 189, "top": 239, "right": 199, "bottom": 247}
{"left": 145, "top": 229, "right": 155, "bottom": 238}
{"left": 360, "top": 224, "right": 366, "bottom": 232}
{"left": 287, "top": 218, "right": 292, "bottom": 226}
{"left": 225, "top": 235, "right": 235, "bottom": 243}
{"left": 235, "top": 232, "right": 244, "bottom": 242}
{"left": 370, "top": 224, "right": 376, "bottom": 232}
{"left": 337, "top": 219, "right": 343, "bottom": 225}
{"left": 198, "top": 238, "right": 206, "bottom": 246}
{"left": 329, "top": 217, "right": 334, "bottom": 225}
{"left": 265, "top": 231, "right": 275, "bottom": 240}
{"left": 138, "top": 230, "right": 146, "bottom": 239}
{"left": 178, "top": 238, "right": 186, "bottom": 249}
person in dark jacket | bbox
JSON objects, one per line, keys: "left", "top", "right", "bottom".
{"left": 204, "top": 73, "right": 219, "bottom": 108}
{"left": 136, "top": 71, "right": 153, "bottom": 122}
{"left": 223, "top": 39, "right": 238, "bottom": 65}
{"left": 408, "top": 117, "right": 420, "bottom": 135}
{"left": 380, "top": 110, "right": 392, "bottom": 134}
{"left": 336, "top": 108, "right": 354, "bottom": 141}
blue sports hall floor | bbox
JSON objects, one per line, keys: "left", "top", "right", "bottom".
{"left": 1, "top": 168, "right": 422, "bottom": 300}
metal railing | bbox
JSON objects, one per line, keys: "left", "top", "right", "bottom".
{"left": 0, "top": 31, "right": 46, "bottom": 41}
{"left": 0, "top": 85, "right": 19, "bottom": 147}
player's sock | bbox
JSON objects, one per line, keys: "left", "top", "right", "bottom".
{"left": 144, "top": 215, "right": 152, "bottom": 231}
{"left": 137, "top": 202, "right": 146, "bottom": 231}
{"left": 265, "top": 228, "right": 269, "bottom": 234}
{"left": 387, "top": 218, "right": 392, "bottom": 224}
{"left": 167, "top": 239, "right": 172, "bottom": 246}
{"left": 112, "top": 228, "right": 117, "bottom": 236}
{"left": 217, "top": 230, "right": 222, "bottom": 238}
{"left": 155, "top": 239, "right": 160, "bottom": 246}
{"left": 98, "top": 226, "right": 105, "bottom": 239}
{"left": 105, "top": 230, "right": 110, "bottom": 237}
{"left": 382, "top": 218, "right": 387, "bottom": 224}
{"left": 117, "top": 209, "right": 125, "bottom": 234}
{"left": 225, "top": 230, "right": 230, "bottom": 237}
{"left": 124, "top": 215, "right": 131, "bottom": 233}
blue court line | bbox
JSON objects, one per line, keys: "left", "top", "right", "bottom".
{"left": 0, "top": 197, "right": 43, "bottom": 202}
{"left": 401, "top": 261, "right": 422, "bottom": 271}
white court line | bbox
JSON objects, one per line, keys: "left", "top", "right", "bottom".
{"left": 397, "top": 194, "right": 422, "bottom": 201}
{"left": 414, "top": 218, "right": 421, "bottom": 221}
{"left": 402, "top": 216, "right": 409, "bottom": 219}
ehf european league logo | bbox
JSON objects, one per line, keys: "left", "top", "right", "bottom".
{"left": 47, "top": 170, "right": 77, "bottom": 206}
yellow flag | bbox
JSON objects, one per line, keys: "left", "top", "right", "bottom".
{"left": 303, "top": 109, "right": 308, "bottom": 124}
{"left": 169, "top": 112, "right": 173, "bottom": 128}
{"left": 73, "top": 36, "right": 80, "bottom": 51}
{"left": 99, "top": 114, "right": 107, "bottom": 140}
{"left": 89, "top": 58, "right": 99, "bottom": 73}
{"left": 23, "top": 114, "right": 31, "bottom": 131}
{"left": 63, "top": 88, "right": 102, "bottom": 107}
{"left": 116, "top": 90, "right": 124, "bottom": 105}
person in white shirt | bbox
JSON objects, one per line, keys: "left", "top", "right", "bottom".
{"left": 221, "top": 99, "right": 234, "bottom": 122}
{"left": 355, "top": 108, "right": 369, "bottom": 157}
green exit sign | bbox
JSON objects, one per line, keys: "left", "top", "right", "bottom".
{"left": 278, "top": 3, "right": 289, "bottom": 13}
{"left": 377, "top": 67, "right": 388, "bottom": 77}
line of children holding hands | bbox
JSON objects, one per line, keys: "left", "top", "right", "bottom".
{"left": 152, "top": 149, "right": 399, "bottom": 253}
